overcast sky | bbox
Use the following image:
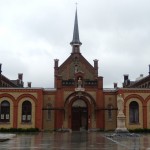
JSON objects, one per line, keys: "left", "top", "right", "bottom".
{"left": 0, "top": 0, "right": 150, "bottom": 88}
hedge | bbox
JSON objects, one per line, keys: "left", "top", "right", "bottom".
{"left": 0, "top": 128, "right": 39, "bottom": 132}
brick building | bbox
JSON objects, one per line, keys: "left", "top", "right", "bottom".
{"left": 0, "top": 9, "right": 150, "bottom": 131}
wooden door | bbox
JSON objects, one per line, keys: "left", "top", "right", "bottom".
{"left": 71, "top": 107, "right": 88, "bottom": 131}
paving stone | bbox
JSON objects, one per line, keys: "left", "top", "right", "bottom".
{"left": 0, "top": 132, "right": 150, "bottom": 149}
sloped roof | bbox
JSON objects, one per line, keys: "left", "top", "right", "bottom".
{"left": 128, "top": 75, "right": 150, "bottom": 88}
{"left": 1, "top": 74, "right": 18, "bottom": 87}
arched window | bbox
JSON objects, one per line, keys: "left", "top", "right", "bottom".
{"left": 107, "top": 104, "right": 113, "bottom": 120}
{"left": 0, "top": 100, "right": 10, "bottom": 122}
{"left": 129, "top": 101, "right": 139, "bottom": 124}
{"left": 22, "top": 101, "right": 32, "bottom": 123}
{"left": 47, "top": 103, "right": 52, "bottom": 120}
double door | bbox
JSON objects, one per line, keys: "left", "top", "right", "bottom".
{"left": 71, "top": 107, "right": 88, "bottom": 131}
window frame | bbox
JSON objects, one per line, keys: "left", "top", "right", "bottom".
{"left": 0, "top": 100, "right": 10, "bottom": 123}
{"left": 129, "top": 101, "right": 139, "bottom": 124}
{"left": 21, "top": 100, "right": 32, "bottom": 123}
{"left": 107, "top": 104, "right": 113, "bottom": 120}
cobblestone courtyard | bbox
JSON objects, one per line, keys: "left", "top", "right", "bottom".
{"left": 0, "top": 132, "right": 150, "bottom": 150}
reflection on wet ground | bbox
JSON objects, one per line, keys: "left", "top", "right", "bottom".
{"left": 0, "top": 132, "right": 150, "bottom": 150}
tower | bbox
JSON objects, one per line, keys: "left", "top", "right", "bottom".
{"left": 53, "top": 8, "right": 104, "bottom": 131}
{"left": 70, "top": 8, "right": 82, "bottom": 54}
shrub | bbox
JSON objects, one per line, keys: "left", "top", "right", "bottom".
{"left": 0, "top": 128, "right": 39, "bottom": 133}
{"left": 129, "top": 128, "right": 150, "bottom": 133}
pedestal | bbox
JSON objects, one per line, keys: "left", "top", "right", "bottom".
{"left": 115, "top": 113, "right": 129, "bottom": 133}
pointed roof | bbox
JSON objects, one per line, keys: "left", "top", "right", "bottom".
{"left": 70, "top": 8, "right": 82, "bottom": 46}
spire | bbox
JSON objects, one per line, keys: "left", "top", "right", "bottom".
{"left": 70, "top": 8, "right": 82, "bottom": 46}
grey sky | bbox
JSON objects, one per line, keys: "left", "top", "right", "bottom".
{"left": 0, "top": 0, "right": 150, "bottom": 88}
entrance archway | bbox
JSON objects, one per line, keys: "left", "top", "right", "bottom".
{"left": 71, "top": 100, "right": 88, "bottom": 131}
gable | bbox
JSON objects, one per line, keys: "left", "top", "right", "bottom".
{"left": 57, "top": 54, "right": 97, "bottom": 80}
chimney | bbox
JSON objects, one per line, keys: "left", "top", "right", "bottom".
{"left": 54, "top": 59, "right": 59, "bottom": 68}
{"left": 93, "top": 59, "right": 98, "bottom": 69}
{"left": 93, "top": 59, "right": 98, "bottom": 76}
{"left": 18, "top": 73, "right": 23, "bottom": 81}
{"left": 124, "top": 74, "right": 129, "bottom": 82}
{"left": 0, "top": 63, "right": 2, "bottom": 74}
{"left": 114, "top": 83, "right": 117, "bottom": 88}
{"left": 27, "top": 82, "right": 31, "bottom": 88}
{"left": 149, "top": 64, "right": 150, "bottom": 75}
{"left": 123, "top": 74, "right": 130, "bottom": 87}
{"left": 140, "top": 74, "right": 143, "bottom": 77}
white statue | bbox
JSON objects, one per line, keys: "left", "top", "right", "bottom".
{"left": 75, "top": 65, "right": 78, "bottom": 73}
{"left": 75, "top": 77, "right": 85, "bottom": 92}
{"left": 117, "top": 94, "right": 124, "bottom": 114}
{"left": 116, "top": 94, "right": 128, "bottom": 133}
{"left": 77, "top": 78, "right": 82, "bottom": 88}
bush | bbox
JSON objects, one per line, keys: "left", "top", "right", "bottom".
{"left": 129, "top": 128, "right": 150, "bottom": 133}
{"left": 0, "top": 128, "right": 39, "bottom": 133}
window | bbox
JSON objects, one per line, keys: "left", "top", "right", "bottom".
{"left": 129, "top": 101, "right": 139, "bottom": 123}
{"left": 0, "top": 100, "right": 10, "bottom": 122}
{"left": 22, "top": 101, "right": 32, "bottom": 123}
{"left": 148, "top": 82, "right": 150, "bottom": 88}
{"left": 47, "top": 103, "right": 52, "bottom": 120}
{"left": 107, "top": 104, "right": 113, "bottom": 120}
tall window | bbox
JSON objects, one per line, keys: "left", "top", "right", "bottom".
{"left": 47, "top": 103, "right": 52, "bottom": 120}
{"left": 22, "top": 101, "right": 32, "bottom": 123}
{"left": 0, "top": 100, "right": 10, "bottom": 122}
{"left": 129, "top": 101, "right": 139, "bottom": 123}
{"left": 107, "top": 104, "right": 113, "bottom": 120}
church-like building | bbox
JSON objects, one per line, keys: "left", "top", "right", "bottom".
{"left": 0, "top": 9, "right": 150, "bottom": 131}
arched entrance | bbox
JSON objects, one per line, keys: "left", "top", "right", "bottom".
{"left": 64, "top": 92, "right": 96, "bottom": 131}
{"left": 71, "top": 100, "right": 88, "bottom": 131}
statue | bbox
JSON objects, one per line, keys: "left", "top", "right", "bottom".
{"left": 77, "top": 77, "right": 82, "bottom": 88}
{"left": 75, "top": 77, "right": 85, "bottom": 92}
{"left": 115, "top": 94, "right": 129, "bottom": 133}
{"left": 75, "top": 65, "right": 78, "bottom": 73}
{"left": 117, "top": 94, "right": 124, "bottom": 114}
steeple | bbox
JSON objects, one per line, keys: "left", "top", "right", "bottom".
{"left": 70, "top": 8, "right": 82, "bottom": 54}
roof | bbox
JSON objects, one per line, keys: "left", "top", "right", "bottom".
{"left": 103, "top": 88, "right": 118, "bottom": 92}
{"left": 128, "top": 75, "right": 150, "bottom": 88}
{"left": 70, "top": 8, "right": 82, "bottom": 46}
{"left": 1, "top": 74, "right": 18, "bottom": 87}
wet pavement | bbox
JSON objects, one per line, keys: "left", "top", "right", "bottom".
{"left": 0, "top": 134, "right": 16, "bottom": 142}
{"left": 0, "top": 132, "right": 150, "bottom": 149}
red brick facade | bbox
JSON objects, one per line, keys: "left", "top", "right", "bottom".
{"left": 0, "top": 10, "right": 150, "bottom": 131}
